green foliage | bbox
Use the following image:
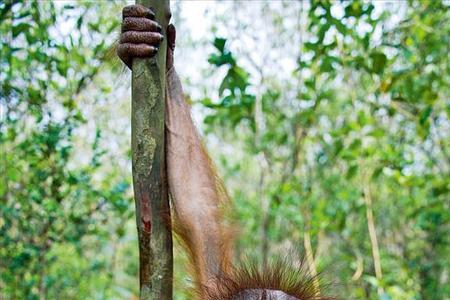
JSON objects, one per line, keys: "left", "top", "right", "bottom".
{"left": 201, "top": 1, "right": 449, "bottom": 299}
{"left": 0, "top": 1, "right": 132, "bottom": 299}
{"left": 203, "top": 38, "right": 255, "bottom": 129}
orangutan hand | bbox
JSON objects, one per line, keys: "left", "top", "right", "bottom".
{"left": 117, "top": 4, "right": 176, "bottom": 71}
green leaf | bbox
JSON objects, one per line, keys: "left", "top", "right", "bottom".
{"left": 349, "top": 139, "right": 362, "bottom": 152}
{"left": 208, "top": 52, "right": 235, "bottom": 67}
{"left": 0, "top": 181, "right": 6, "bottom": 196}
{"left": 357, "top": 111, "right": 368, "bottom": 126}
{"left": 7, "top": 167, "right": 20, "bottom": 181}
{"left": 213, "top": 37, "right": 227, "bottom": 53}
{"left": 332, "top": 18, "right": 347, "bottom": 35}
{"left": 346, "top": 164, "right": 358, "bottom": 179}
{"left": 372, "top": 167, "right": 383, "bottom": 179}
{"left": 370, "top": 52, "right": 387, "bottom": 74}
{"left": 12, "top": 23, "right": 32, "bottom": 38}
{"left": 230, "top": 66, "right": 249, "bottom": 91}
{"left": 419, "top": 105, "right": 432, "bottom": 126}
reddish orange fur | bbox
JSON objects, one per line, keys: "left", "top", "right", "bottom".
{"left": 201, "top": 256, "right": 335, "bottom": 300}
{"left": 170, "top": 141, "right": 235, "bottom": 296}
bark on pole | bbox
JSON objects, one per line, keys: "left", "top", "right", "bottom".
{"left": 131, "top": 0, "right": 172, "bottom": 299}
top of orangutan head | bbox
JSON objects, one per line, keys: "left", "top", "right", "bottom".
{"left": 230, "top": 289, "right": 300, "bottom": 299}
{"left": 202, "top": 257, "right": 336, "bottom": 300}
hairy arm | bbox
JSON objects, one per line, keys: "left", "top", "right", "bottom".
{"left": 165, "top": 67, "right": 232, "bottom": 286}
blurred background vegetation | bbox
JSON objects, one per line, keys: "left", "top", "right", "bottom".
{"left": 0, "top": 1, "right": 448, "bottom": 299}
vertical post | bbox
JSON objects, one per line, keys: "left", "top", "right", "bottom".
{"left": 131, "top": 0, "right": 172, "bottom": 299}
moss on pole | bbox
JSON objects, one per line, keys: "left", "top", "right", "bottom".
{"left": 131, "top": 0, "right": 172, "bottom": 299}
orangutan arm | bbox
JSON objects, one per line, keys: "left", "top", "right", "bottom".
{"left": 165, "top": 67, "right": 232, "bottom": 286}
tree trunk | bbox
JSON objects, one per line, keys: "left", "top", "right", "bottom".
{"left": 363, "top": 181, "right": 383, "bottom": 296}
{"left": 131, "top": 1, "right": 172, "bottom": 299}
{"left": 303, "top": 220, "right": 320, "bottom": 296}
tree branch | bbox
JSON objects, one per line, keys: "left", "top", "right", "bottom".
{"left": 131, "top": 0, "right": 172, "bottom": 299}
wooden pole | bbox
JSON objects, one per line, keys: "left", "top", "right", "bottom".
{"left": 131, "top": 0, "right": 172, "bottom": 299}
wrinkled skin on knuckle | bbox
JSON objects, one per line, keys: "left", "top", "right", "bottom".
{"left": 120, "top": 31, "right": 163, "bottom": 45}
{"left": 116, "top": 43, "right": 157, "bottom": 68}
{"left": 122, "top": 4, "right": 155, "bottom": 19}
{"left": 122, "top": 17, "right": 161, "bottom": 33}
{"left": 118, "top": 43, "right": 156, "bottom": 58}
